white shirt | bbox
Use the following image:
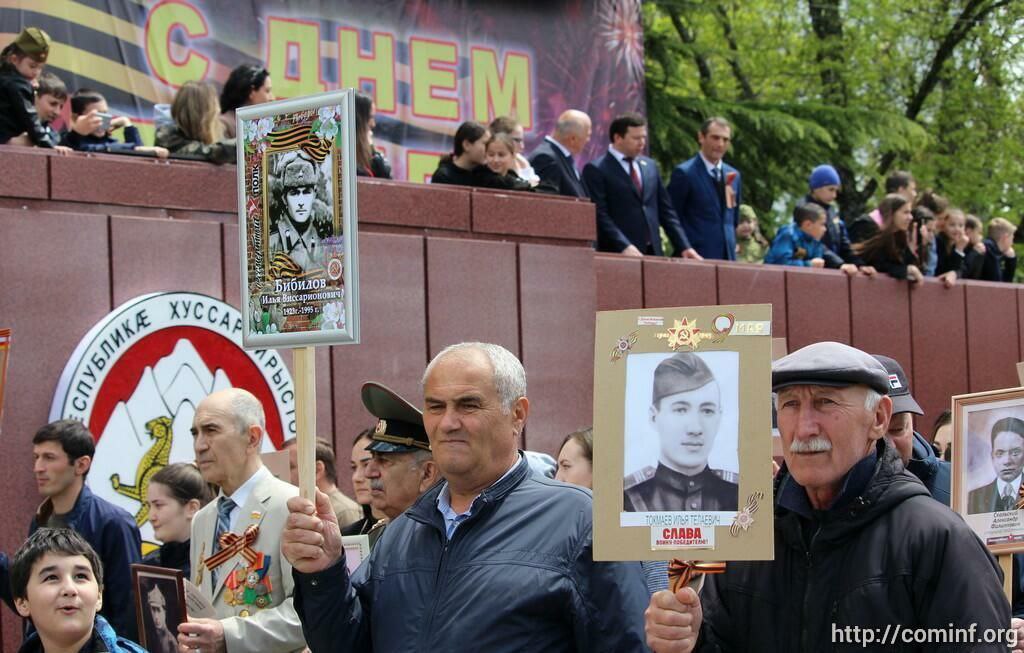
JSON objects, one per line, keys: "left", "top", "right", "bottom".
{"left": 999, "top": 474, "right": 1022, "bottom": 502}
{"left": 221, "top": 465, "right": 271, "bottom": 530}
{"left": 608, "top": 145, "right": 643, "bottom": 191}
{"left": 699, "top": 152, "right": 723, "bottom": 181}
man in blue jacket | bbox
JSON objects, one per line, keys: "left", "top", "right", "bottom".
{"left": 0, "top": 420, "right": 141, "bottom": 640}
{"left": 583, "top": 113, "right": 701, "bottom": 259}
{"left": 283, "top": 342, "right": 649, "bottom": 651}
{"left": 668, "top": 117, "right": 741, "bottom": 260}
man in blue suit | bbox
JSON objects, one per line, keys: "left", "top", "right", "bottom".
{"left": 668, "top": 117, "right": 742, "bottom": 260}
{"left": 582, "top": 113, "right": 701, "bottom": 259}
{"left": 527, "top": 109, "right": 591, "bottom": 198}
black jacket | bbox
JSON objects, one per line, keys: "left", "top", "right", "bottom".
{"left": 61, "top": 126, "right": 143, "bottom": 153}
{"left": 356, "top": 149, "right": 392, "bottom": 179}
{"left": 696, "top": 440, "right": 1009, "bottom": 652}
{"left": 0, "top": 63, "right": 55, "bottom": 147}
{"left": 142, "top": 538, "right": 191, "bottom": 578}
{"left": 935, "top": 232, "right": 983, "bottom": 279}
{"left": 980, "top": 238, "right": 1016, "bottom": 282}
{"left": 294, "top": 456, "right": 649, "bottom": 652}
{"left": 528, "top": 137, "right": 587, "bottom": 198}
{"left": 430, "top": 158, "right": 535, "bottom": 192}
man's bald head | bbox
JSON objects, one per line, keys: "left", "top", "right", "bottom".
{"left": 552, "top": 110, "right": 592, "bottom": 156}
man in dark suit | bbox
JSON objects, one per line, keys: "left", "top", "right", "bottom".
{"left": 968, "top": 416, "right": 1024, "bottom": 514}
{"left": 668, "top": 117, "right": 742, "bottom": 260}
{"left": 527, "top": 109, "right": 590, "bottom": 198}
{"left": 582, "top": 113, "right": 700, "bottom": 259}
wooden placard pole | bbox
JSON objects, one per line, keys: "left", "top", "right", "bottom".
{"left": 1000, "top": 553, "right": 1013, "bottom": 602}
{"left": 1016, "top": 361, "right": 1024, "bottom": 386}
{"left": 293, "top": 346, "right": 317, "bottom": 501}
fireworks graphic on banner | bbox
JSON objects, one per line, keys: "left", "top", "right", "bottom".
{"left": 599, "top": 0, "right": 644, "bottom": 83}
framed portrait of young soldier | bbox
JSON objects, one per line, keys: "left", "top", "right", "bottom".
{"left": 952, "top": 387, "right": 1024, "bottom": 554}
{"left": 132, "top": 564, "right": 186, "bottom": 653}
{"left": 593, "top": 304, "right": 774, "bottom": 562}
{"left": 237, "top": 90, "right": 360, "bottom": 349}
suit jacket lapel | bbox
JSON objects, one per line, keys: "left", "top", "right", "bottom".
{"left": 210, "top": 479, "right": 273, "bottom": 602}
{"left": 605, "top": 155, "right": 640, "bottom": 200}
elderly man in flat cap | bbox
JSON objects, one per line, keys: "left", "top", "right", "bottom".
{"left": 645, "top": 341, "right": 1011, "bottom": 653}
{"left": 625, "top": 352, "right": 737, "bottom": 512}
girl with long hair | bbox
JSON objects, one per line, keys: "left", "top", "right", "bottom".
{"left": 155, "top": 80, "right": 236, "bottom": 163}
{"left": 853, "top": 194, "right": 923, "bottom": 283}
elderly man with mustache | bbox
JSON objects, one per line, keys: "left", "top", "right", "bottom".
{"left": 359, "top": 382, "right": 440, "bottom": 545}
{"left": 645, "top": 341, "right": 1012, "bottom": 653}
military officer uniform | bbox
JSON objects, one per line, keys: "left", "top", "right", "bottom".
{"left": 358, "top": 381, "right": 433, "bottom": 546}
{"left": 268, "top": 153, "right": 328, "bottom": 277}
{"left": 623, "top": 351, "right": 739, "bottom": 512}
{"left": 624, "top": 463, "right": 738, "bottom": 511}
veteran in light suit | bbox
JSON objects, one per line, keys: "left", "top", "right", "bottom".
{"left": 624, "top": 352, "right": 738, "bottom": 513}
{"left": 668, "top": 117, "right": 742, "bottom": 260}
{"left": 178, "top": 388, "right": 305, "bottom": 653}
{"left": 582, "top": 113, "right": 701, "bottom": 259}
{"left": 968, "top": 416, "right": 1024, "bottom": 515}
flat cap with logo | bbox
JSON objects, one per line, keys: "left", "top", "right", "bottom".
{"left": 772, "top": 341, "right": 890, "bottom": 396}
{"left": 362, "top": 382, "right": 430, "bottom": 453}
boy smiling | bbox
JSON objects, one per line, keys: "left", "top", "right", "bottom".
{"left": 11, "top": 529, "right": 145, "bottom": 653}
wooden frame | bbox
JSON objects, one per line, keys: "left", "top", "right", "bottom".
{"left": 952, "top": 386, "right": 1024, "bottom": 554}
{"left": 132, "top": 564, "right": 186, "bottom": 653}
{"left": 593, "top": 304, "right": 774, "bottom": 562}
{"left": 237, "top": 90, "right": 360, "bottom": 349}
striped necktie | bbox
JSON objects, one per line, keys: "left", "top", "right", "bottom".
{"left": 212, "top": 496, "right": 236, "bottom": 584}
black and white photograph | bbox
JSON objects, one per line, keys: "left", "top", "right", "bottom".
{"left": 132, "top": 564, "right": 185, "bottom": 653}
{"left": 622, "top": 351, "right": 739, "bottom": 514}
{"left": 265, "top": 149, "right": 336, "bottom": 281}
{"left": 953, "top": 388, "right": 1024, "bottom": 554}
{"left": 592, "top": 303, "right": 774, "bottom": 562}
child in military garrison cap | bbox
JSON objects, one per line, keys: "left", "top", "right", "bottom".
{"left": 0, "top": 27, "right": 58, "bottom": 147}
{"left": 624, "top": 352, "right": 738, "bottom": 513}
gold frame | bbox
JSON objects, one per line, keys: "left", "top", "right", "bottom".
{"left": 593, "top": 303, "right": 774, "bottom": 562}
{"left": 952, "top": 386, "right": 1024, "bottom": 554}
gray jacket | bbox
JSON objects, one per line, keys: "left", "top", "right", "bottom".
{"left": 294, "top": 456, "right": 650, "bottom": 652}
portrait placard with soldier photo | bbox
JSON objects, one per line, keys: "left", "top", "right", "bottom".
{"left": 593, "top": 304, "right": 774, "bottom": 562}
{"left": 237, "top": 90, "right": 360, "bottom": 349}
{"left": 131, "top": 564, "right": 185, "bottom": 653}
{"left": 952, "top": 387, "right": 1024, "bottom": 554}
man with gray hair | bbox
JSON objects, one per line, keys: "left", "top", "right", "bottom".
{"left": 283, "top": 342, "right": 649, "bottom": 651}
{"left": 178, "top": 388, "right": 306, "bottom": 653}
{"left": 528, "top": 109, "right": 591, "bottom": 197}
{"left": 645, "top": 342, "right": 1010, "bottom": 652}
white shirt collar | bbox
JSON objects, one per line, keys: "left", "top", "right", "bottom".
{"left": 609, "top": 144, "right": 634, "bottom": 162}
{"left": 999, "top": 474, "right": 1022, "bottom": 499}
{"left": 699, "top": 152, "right": 723, "bottom": 176}
{"left": 545, "top": 135, "right": 572, "bottom": 159}
{"left": 221, "top": 465, "right": 271, "bottom": 529}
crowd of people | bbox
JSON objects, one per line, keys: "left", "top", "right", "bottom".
{"left": 4, "top": 27, "right": 1015, "bottom": 286}
{"left": 3, "top": 341, "right": 1024, "bottom": 652}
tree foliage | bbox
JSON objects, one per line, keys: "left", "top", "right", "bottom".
{"left": 644, "top": 0, "right": 1024, "bottom": 236}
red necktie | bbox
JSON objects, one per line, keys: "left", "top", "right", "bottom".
{"left": 625, "top": 157, "right": 642, "bottom": 194}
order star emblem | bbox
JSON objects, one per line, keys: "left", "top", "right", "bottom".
{"left": 667, "top": 318, "right": 702, "bottom": 351}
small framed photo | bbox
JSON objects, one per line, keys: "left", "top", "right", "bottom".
{"left": 952, "top": 387, "right": 1024, "bottom": 553}
{"left": 593, "top": 304, "right": 774, "bottom": 562}
{"left": 132, "top": 564, "right": 186, "bottom": 653}
{"left": 236, "top": 90, "right": 360, "bottom": 349}
{"left": 342, "top": 534, "right": 371, "bottom": 574}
